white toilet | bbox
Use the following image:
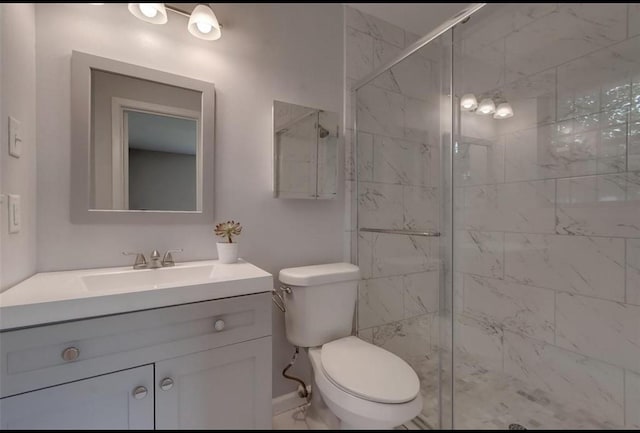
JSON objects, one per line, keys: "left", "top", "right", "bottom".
{"left": 279, "top": 262, "right": 422, "bottom": 430}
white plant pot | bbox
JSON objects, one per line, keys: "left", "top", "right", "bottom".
{"left": 217, "top": 242, "right": 239, "bottom": 264}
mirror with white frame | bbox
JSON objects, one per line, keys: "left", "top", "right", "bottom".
{"left": 71, "top": 51, "right": 215, "bottom": 223}
{"left": 273, "top": 100, "right": 339, "bottom": 199}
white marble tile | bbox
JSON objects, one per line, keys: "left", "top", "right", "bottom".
{"left": 458, "top": 37, "right": 505, "bottom": 96}
{"left": 463, "top": 274, "right": 555, "bottom": 344}
{"left": 497, "top": 69, "right": 557, "bottom": 135}
{"left": 355, "top": 132, "right": 373, "bottom": 182}
{"left": 626, "top": 370, "right": 640, "bottom": 428}
{"left": 402, "top": 185, "right": 439, "bottom": 232}
{"left": 556, "top": 172, "right": 640, "bottom": 238}
{"left": 454, "top": 136, "right": 505, "bottom": 187}
{"left": 370, "top": 314, "right": 434, "bottom": 374}
{"left": 556, "top": 292, "right": 640, "bottom": 374}
{"left": 504, "top": 233, "right": 625, "bottom": 302}
{"left": 403, "top": 271, "right": 439, "bottom": 318}
{"left": 345, "top": 6, "right": 404, "bottom": 48}
{"left": 456, "top": 3, "right": 558, "bottom": 53}
{"left": 356, "top": 84, "right": 405, "bottom": 139}
{"left": 371, "top": 232, "right": 439, "bottom": 278}
{"left": 455, "top": 314, "right": 504, "bottom": 373}
{"left": 463, "top": 180, "right": 556, "bottom": 233}
{"left": 628, "top": 120, "right": 640, "bottom": 171}
{"left": 506, "top": 110, "right": 627, "bottom": 182}
{"left": 503, "top": 330, "right": 625, "bottom": 426}
{"left": 357, "top": 181, "right": 403, "bottom": 230}
{"left": 372, "top": 136, "right": 436, "bottom": 187}
{"left": 404, "top": 96, "right": 435, "bottom": 144}
{"left": 505, "top": 124, "right": 590, "bottom": 182}
{"left": 392, "top": 52, "right": 433, "bottom": 101}
{"left": 455, "top": 230, "right": 504, "bottom": 279}
{"left": 358, "top": 276, "right": 404, "bottom": 329}
{"left": 346, "top": 27, "right": 374, "bottom": 81}
{"left": 631, "top": 4, "right": 640, "bottom": 38}
{"left": 357, "top": 232, "right": 374, "bottom": 279}
{"left": 627, "top": 239, "right": 640, "bottom": 306}
{"left": 557, "top": 34, "right": 640, "bottom": 121}
{"left": 505, "top": 4, "right": 627, "bottom": 79}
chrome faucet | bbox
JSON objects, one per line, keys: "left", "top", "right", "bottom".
{"left": 122, "top": 249, "right": 183, "bottom": 269}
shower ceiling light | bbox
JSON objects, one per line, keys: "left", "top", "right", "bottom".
{"left": 460, "top": 94, "right": 478, "bottom": 111}
{"left": 188, "top": 4, "right": 222, "bottom": 41}
{"left": 127, "top": 3, "right": 168, "bottom": 24}
{"left": 493, "top": 102, "right": 514, "bottom": 119}
{"left": 476, "top": 98, "right": 496, "bottom": 115}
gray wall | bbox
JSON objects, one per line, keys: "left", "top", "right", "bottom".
{"left": 1, "top": 4, "right": 37, "bottom": 291}
{"left": 128, "top": 149, "right": 196, "bottom": 211}
{"left": 35, "top": 3, "right": 344, "bottom": 398}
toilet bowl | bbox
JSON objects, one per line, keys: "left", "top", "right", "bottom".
{"left": 307, "top": 337, "right": 422, "bottom": 429}
{"left": 279, "top": 263, "right": 423, "bottom": 430}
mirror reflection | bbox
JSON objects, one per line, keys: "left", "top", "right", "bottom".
{"left": 90, "top": 69, "right": 202, "bottom": 211}
{"left": 273, "top": 100, "right": 338, "bottom": 199}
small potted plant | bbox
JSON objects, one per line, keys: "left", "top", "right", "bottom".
{"left": 214, "top": 220, "right": 242, "bottom": 264}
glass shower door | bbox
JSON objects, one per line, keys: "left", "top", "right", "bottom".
{"left": 353, "top": 30, "right": 453, "bottom": 430}
{"left": 451, "top": 3, "right": 640, "bottom": 429}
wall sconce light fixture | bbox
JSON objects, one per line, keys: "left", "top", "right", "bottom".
{"left": 127, "top": 3, "right": 222, "bottom": 41}
{"left": 460, "top": 94, "right": 478, "bottom": 111}
{"left": 493, "top": 102, "right": 514, "bottom": 119}
{"left": 460, "top": 93, "right": 514, "bottom": 119}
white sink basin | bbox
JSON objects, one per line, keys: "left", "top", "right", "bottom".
{"left": 0, "top": 259, "right": 273, "bottom": 331}
{"left": 81, "top": 264, "right": 215, "bottom": 292}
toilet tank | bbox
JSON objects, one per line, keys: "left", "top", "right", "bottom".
{"left": 279, "top": 263, "right": 360, "bottom": 348}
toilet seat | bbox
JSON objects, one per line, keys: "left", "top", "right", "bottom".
{"left": 308, "top": 344, "right": 422, "bottom": 429}
{"left": 320, "top": 336, "right": 420, "bottom": 404}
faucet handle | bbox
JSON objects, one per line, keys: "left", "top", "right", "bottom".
{"left": 162, "top": 249, "right": 183, "bottom": 267}
{"left": 123, "top": 252, "right": 147, "bottom": 269}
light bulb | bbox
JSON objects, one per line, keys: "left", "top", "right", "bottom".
{"left": 460, "top": 93, "right": 478, "bottom": 111}
{"left": 477, "top": 98, "right": 496, "bottom": 115}
{"left": 188, "top": 4, "right": 221, "bottom": 40}
{"left": 493, "top": 102, "right": 514, "bottom": 119}
{"left": 196, "top": 21, "right": 213, "bottom": 34}
{"left": 139, "top": 3, "right": 158, "bottom": 18}
{"left": 127, "top": 3, "right": 167, "bottom": 24}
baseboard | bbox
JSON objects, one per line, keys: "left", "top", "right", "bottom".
{"left": 272, "top": 387, "right": 310, "bottom": 415}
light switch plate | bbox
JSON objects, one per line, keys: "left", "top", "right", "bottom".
{"left": 8, "top": 194, "right": 20, "bottom": 233}
{"left": 9, "top": 116, "right": 22, "bottom": 158}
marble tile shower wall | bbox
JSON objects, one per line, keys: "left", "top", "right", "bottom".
{"left": 342, "top": 5, "right": 441, "bottom": 392}
{"left": 455, "top": 4, "right": 640, "bottom": 428}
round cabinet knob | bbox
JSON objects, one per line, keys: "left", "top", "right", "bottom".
{"left": 132, "top": 386, "right": 148, "bottom": 400}
{"left": 160, "top": 377, "right": 174, "bottom": 391}
{"left": 214, "top": 319, "right": 225, "bottom": 332}
{"left": 61, "top": 346, "right": 80, "bottom": 362}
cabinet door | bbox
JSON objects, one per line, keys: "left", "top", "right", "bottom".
{"left": 0, "top": 364, "right": 154, "bottom": 430}
{"left": 155, "top": 337, "right": 272, "bottom": 430}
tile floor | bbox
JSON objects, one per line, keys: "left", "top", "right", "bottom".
{"left": 273, "top": 353, "right": 622, "bottom": 430}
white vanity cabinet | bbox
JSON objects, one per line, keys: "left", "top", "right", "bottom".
{"left": 0, "top": 292, "right": 272, "bottom": 430}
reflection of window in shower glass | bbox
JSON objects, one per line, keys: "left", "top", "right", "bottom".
{"left": 125, "top": 110, "right": 198, "bottom": 211}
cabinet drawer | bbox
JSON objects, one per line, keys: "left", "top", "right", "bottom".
{"left": 0, "top": 292, "right": 271, "bottom": 398}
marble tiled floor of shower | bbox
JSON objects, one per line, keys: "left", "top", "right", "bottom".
{"left": 416, "top": 352, "right": 624, "bottom": 430}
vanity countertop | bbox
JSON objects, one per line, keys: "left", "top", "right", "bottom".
{"left": 0, "top": 259, "right": 272, "bottom": 331}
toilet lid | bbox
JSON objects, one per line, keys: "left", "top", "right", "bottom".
{"left": 320, "top": 336, "right": 420, "bottom": 404}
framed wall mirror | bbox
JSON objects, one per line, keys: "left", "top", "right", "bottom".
{"left": 273, "top": 100, "right": 339, "bottom": 199}
{"left": 70, "top": 51, "right": 215, "bottom": 223}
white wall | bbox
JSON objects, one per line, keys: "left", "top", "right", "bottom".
{"left": 1, "top": 4, "right": 37, "bottom": 291}
{"left": 35, "top": 3, "right": 344, "bottom": 397}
